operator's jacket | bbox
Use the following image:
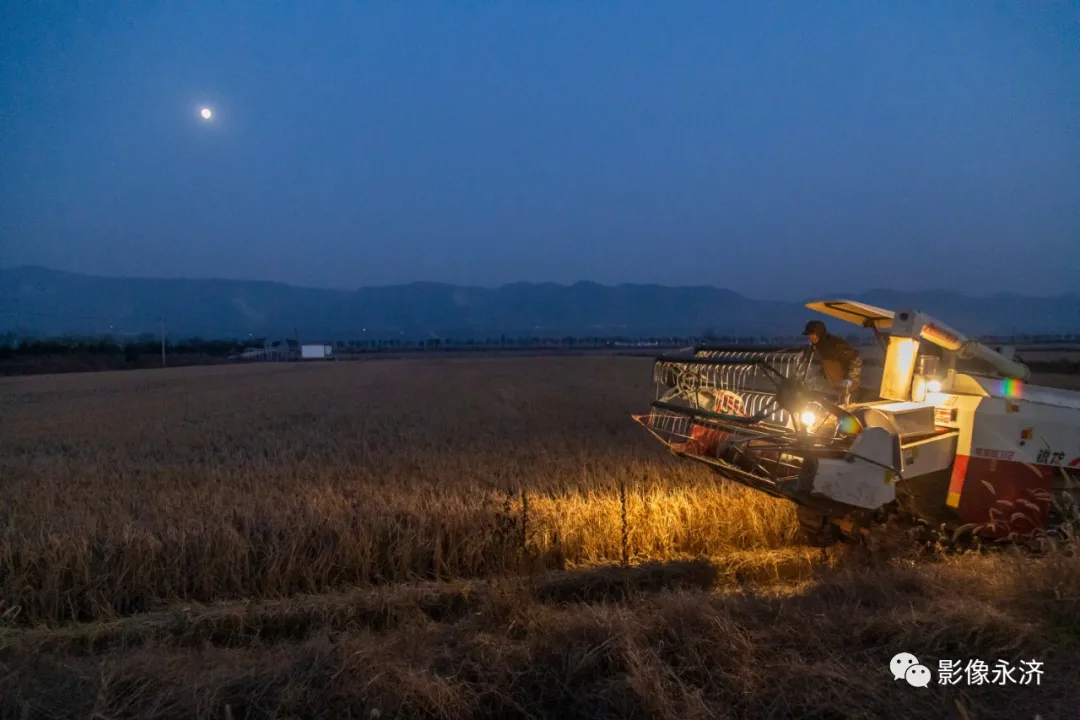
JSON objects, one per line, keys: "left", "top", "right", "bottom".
{"left": 805, "top": 333, "right": 863, "bottom": 393}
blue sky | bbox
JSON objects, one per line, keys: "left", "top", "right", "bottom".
{"left": 2, "top": 1, "right": 1078, "bottom": 298}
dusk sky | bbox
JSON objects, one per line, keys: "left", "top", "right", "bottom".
{"left": 2, "top": 2, "right": 1078, "bottom": 299}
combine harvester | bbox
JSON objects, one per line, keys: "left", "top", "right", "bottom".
{"left": 634, "top": 300, "right": 1080, "bottom": 547}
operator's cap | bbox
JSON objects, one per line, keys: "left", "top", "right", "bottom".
{"left": 802, "top": 320, "right": 826, "bottom": 336}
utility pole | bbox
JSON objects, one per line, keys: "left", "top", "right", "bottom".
{"left": 160, "top": 316, "right": 166, "bottom": 367}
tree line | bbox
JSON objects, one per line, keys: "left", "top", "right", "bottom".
{"left": 0, "top": 331, "right": 810, "bottom": 361}
{"left": 2, "top": 329, "right": 1077, "bottom": 378}
{"left": 0, "top": 332, "right": 806, "bottom": 376}
{"left": 3, "top": 328, "right": 1079, "bottom": 359}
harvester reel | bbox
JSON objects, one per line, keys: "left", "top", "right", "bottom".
{"left": 677, "top": 367, "right": 702, "bottom": 397}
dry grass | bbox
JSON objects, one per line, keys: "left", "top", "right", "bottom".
{"left": 2, "top": 552, "right": 1078, "bottom": 719}
{"left": 1, "top": 357, "right": 1077, "bottom": 718}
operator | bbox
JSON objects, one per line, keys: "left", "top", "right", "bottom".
{"left": 802, "top": 320, "right": 862, "bottom": 399}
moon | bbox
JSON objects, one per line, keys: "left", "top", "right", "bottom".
{"left": 199, "top": 107, "right": 212, "bottom": 120}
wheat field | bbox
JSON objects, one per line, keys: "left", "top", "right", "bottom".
{"left": 1, "top": 357, "right": 1078, "bottom": 719}
{"left": 0, "top": 357, "right": 802, "bottom": 625}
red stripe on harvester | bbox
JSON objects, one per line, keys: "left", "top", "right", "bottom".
{"left": 947, "top": 455, "right": 970, "bottom": 508}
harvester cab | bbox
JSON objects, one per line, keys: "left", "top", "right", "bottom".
{"left": 635, "top": 299, "right": 1080, "bottom": 546}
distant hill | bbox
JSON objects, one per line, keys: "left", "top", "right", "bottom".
{"left": 1, "top": 266, "right": 1077, "bottom": 341}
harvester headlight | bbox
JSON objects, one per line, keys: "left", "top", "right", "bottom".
{"left": 926, "top": 379, "right": 942, "bottom": 393}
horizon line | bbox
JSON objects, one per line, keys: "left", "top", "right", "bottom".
{"left": 2, "top": 264, "right": 1077, "bottom": 301}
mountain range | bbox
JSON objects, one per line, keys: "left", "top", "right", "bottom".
{"left": 1, "top": 266, "right": 1078, "bottom": 341}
